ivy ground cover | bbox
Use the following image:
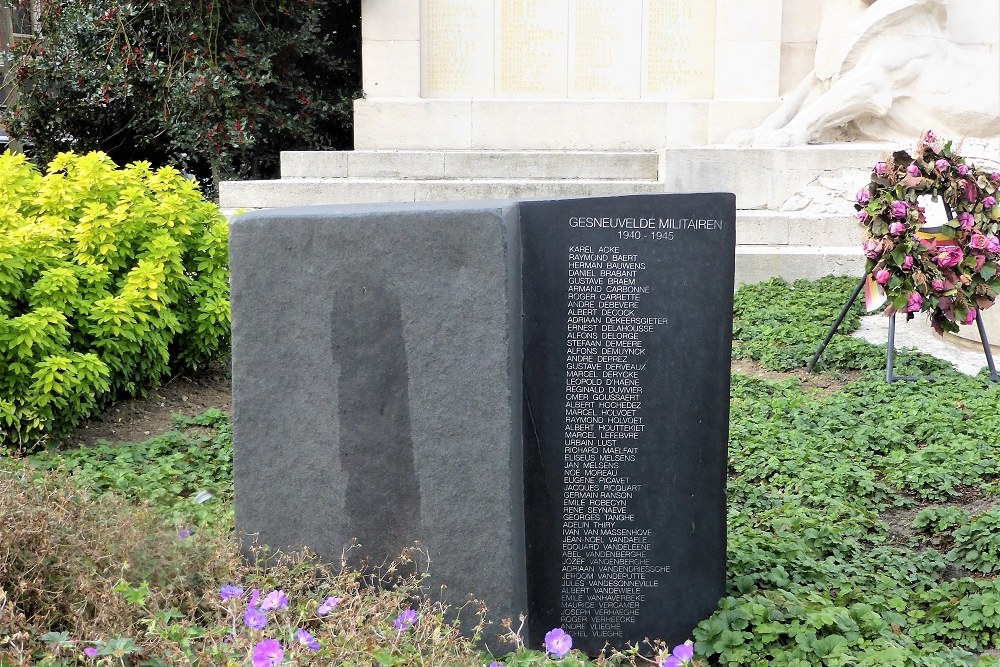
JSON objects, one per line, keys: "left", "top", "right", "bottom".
{"left": 709, "top": 276, "right": 1000, "bottom": 666}
{"left": 6, "top": 276, "right": 1000, "bottom": 665}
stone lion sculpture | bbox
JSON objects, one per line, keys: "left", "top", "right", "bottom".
{"left": 731, "top": 0, "right": 1000, "bottom": 146}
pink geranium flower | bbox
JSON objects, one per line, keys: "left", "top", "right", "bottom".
{"left": 251, "top": 639, "right": 284, "bottom": 667}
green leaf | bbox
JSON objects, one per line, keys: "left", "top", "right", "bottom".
{"left": 372, "top": 650, "right": 406, "bottom": 667}
{"left": 39, "top": 631, "right": 72, "bottom": 647}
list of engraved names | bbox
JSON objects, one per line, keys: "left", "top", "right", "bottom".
{"left": 560, "top": 214, "right": 723, "bottom": 637}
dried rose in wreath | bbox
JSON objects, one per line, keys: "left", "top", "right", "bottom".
{"left": 856, "top": 131, "right": 1000, "bottom": 335}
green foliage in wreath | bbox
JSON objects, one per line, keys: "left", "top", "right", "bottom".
{"left": 856, "top": 131, "right": 1000, "bottom": 334}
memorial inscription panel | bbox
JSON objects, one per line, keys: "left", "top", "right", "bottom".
{"left": 643, "top": 0, "right": 716, "bottom": 98}
{"left": 421, "top": 0, "right": 494, "bottom": 97}
{"left": 521, "top": 193, "right": 734, "bottom": 653}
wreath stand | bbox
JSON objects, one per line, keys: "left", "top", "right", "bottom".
{"left": 806, "top": 275, "right": 1000, "bottom": 383}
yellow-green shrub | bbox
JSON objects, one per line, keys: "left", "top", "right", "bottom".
{"left": 0, "top": 151, "right": 229, "bottom": 446}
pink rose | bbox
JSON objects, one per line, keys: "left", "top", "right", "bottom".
{"left": 957, "top": 164, "right": 969, "bottom": 176}
{"left": 901, "top": 255, "right": 913, "bottom": 270}
{"left": 875, "top": 269, "right": 891, "bottom": 285}
{"left": 992, "top": 172, "right": 1000, "bottom": 183}
{"left": 959, "top": 212, "right": 975, "bottom": 230}
{"left": 935, "top": 246, "right": 964, "bottom": 268}
{"left": 984, "top": 196, "right": 997, "bottom": 209}
{"left": 988, "top": 236, "right": 1000, "bottom": 253}
{"left": 863, "top": 239, "right": 881, "bottom": 259}
{"left": 889, "top": 221, "right": 906, "bottom": 236}
{"left": 931, "top": 279, "right": 946, "bottom": 292}
{"left": 857, "top": 209, "right": 870, "bottom": 223}
{"left": 906, "top": 164, "right": 920, "bottom": 178}
{"left": 976, "top": 254, "right": 987, "bottom": 270}
{"left": 963, "top": 309, "right": 978, "bottom": 325}
{"left": 856, "top": 189, "right": 871, "bottom": 205}
{"left": 904, "top": 291, "right": 923, "bottom": 313}
{"left": 874, "top": 162, "right": 889, "bottom": 176}
{"left": 960, "top": 179, "right": 978, "bottom": 203}
{"left": 971, "top": 233, "right": 989, "bottom": 250}
{"left": 923, "top": 130, "right": 936, "bottom": 143}
{"left": 935, "top": 159, "right": 950, "bottom": 174}
{"left": 891, "top": 200, "right": 908, "bottom": 219}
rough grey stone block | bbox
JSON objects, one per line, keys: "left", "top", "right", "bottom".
{"left": 230, "top": 202, "right": 525, "bottom": 638}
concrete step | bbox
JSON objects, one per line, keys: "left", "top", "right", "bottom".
{"left": 222, "top": 180, "right": 860, "bottom": 247}
{"left": 220, "top": 145, "right": 893, "bottom": 286}
{"left": 662, "top": 144, "right": 890, "bottom": 211}
{"left": 281, "top": 150, "right": 662, "bottom": 181}
{"left": 220, "top": 177, "right": 666, "bottom": 210}
{"left": 735, "top": 246, "right": 863, "bottom": 286}
{"left": 736, "top": 210, "right": 861, "bottom": 247}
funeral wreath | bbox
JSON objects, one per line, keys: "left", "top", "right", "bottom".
{"left": 856, "top": 131, "right": 1000, "bottom": 334}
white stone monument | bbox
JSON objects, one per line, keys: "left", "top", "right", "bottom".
{"left": 220, "top": 0, "right": 999, "bottom": 287}
{"left": 356, "top": 0, "right": 997, "bottom": 150}
{"left": 359, "top": 0, "right": 782, "bottom": 149}
{"left": 734, "top": 0, "right": 1000, "bottom": 147}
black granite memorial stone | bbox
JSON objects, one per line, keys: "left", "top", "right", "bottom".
{"left": 521, "top": 193, "right": 735, "bottom": 654}
{"left": 229, "top": 194, "right": 734, "bottom": 654}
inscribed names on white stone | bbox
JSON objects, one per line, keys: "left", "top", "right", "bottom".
{"left": 642, "top": 0, "right": 716, "bottom": 99}
{"left": 496, "top": 0, "right": 569, "bottom": 97}
{"left": 421, "top": 0, "right": 494, "bottom": 97}
{"left": 569, "top": 0, "right": 642, "bottom": 98}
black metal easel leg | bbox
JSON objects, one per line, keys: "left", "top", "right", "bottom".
{"left": 975, "top": 311, "right": 999, "bottom": 382}
{"left": 885, "top": 314, "right": 931, "bottom": 383}
{"left": 886, "top": 313, "right": 896, "bottom": 382}
{"left": 887, "top": 309, "right": 999, "bottom": 383}
{"left": 807, "top": 276, "right": 867, "bottom": 373}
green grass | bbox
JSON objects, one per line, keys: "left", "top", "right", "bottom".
{"left": 5, "top": 276, "right": 1000, "bottom": 665}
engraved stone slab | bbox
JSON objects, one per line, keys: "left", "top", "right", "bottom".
{"left": 569, "top": 0, "right": 642, "bottom": 99}
{"left": 231, "top": 194, "right": 733, "bottom": 652}
{"left": 496, "top": 0, "right": 569, "bottom": 97}
{"left": 642, "top": 0, "right": 717, "bottom": 98}
{"left": 520, "top": 193, "right": 734, "bottom": 653}
{"left": 421, "top": 0, "right": 495, "bottom": 97}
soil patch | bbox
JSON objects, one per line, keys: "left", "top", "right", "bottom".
{"left": 59, "top": 361, "right": 232, "bottom": 447}
{"left": 881, "top": 487, "right": 1000, "bottom": 555}
{"left": 731, "top": 358, "right": 863, "bottom": 395}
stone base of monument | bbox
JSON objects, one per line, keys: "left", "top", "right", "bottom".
{"left": 220, "top": 145, "right": 889, "bottom": 286}
{"left": 229, "top": 193, "right": 734, "bottom": 652}
{"left": 945, "top": 305, "right": 1000, "bottom": 354}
